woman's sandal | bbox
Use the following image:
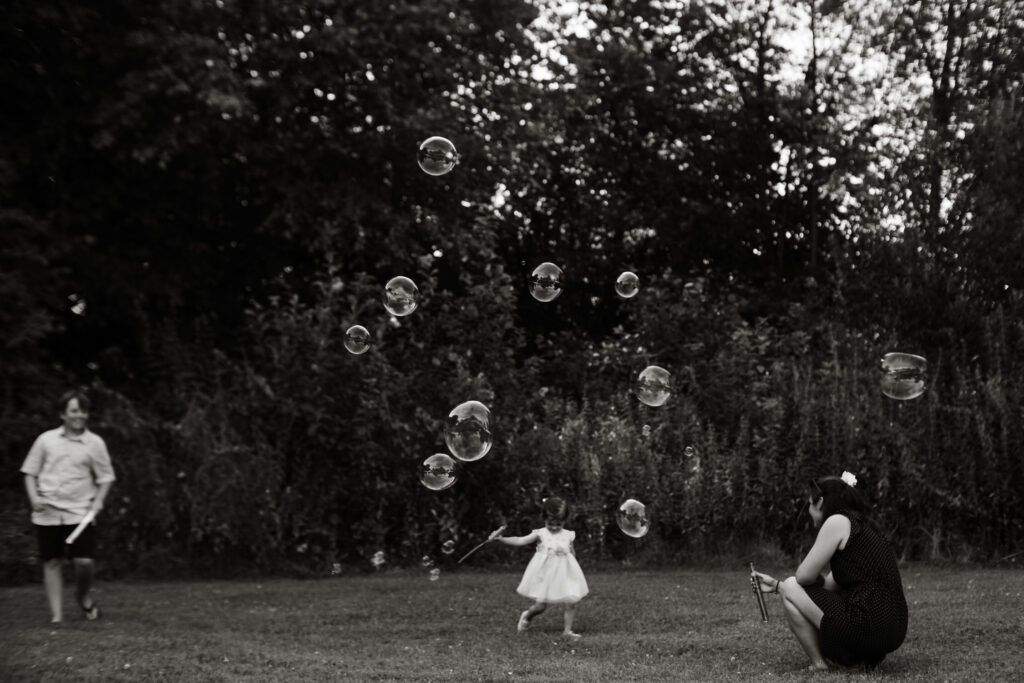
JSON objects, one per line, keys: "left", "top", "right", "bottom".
{"left": 79, "top": 597, "right": 101, "bottom": 621}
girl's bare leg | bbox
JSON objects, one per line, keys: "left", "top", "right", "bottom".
{"left": 526, "top": 601, "right": 546, "bottom": 620}
{"left": 563, "top": 603, "right": 577, "bottom": 633}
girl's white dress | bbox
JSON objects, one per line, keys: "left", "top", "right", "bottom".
{"left": 516, "top": 528, "right": 589, "bottom": 604}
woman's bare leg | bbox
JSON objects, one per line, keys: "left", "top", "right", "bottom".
{"left": 779, "top": 577, "right": 827, "bottom": 669}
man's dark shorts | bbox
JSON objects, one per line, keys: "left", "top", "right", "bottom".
{"left": 35, "top": 524, "right": 96, "bottom": 561}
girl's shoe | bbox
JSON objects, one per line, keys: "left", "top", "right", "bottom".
{"left": 563, "top": 631, "right": 581, "bottom": 642}
{"left": 517, "top": 611, "right": 531, "bottom": 632}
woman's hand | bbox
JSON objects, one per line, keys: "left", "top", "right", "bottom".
{"left": 751, "top": 570, "right": 780, "bottom": 593}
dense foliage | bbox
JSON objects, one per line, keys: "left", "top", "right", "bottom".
{"left": 2, "top": 0, "right": 1021, "bottom": 582}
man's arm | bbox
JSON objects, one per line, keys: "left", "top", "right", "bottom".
{"left": 90, "top": 481, "right": 113, "bottom": 513}
{"left": 24, "top": 474, "right": 44, "bottom": 510}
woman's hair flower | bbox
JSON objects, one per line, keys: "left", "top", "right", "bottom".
{"left": 841, "top": 471, "right": 858, "bottom": 487}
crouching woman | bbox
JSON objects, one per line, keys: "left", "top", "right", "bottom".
{"left": 752, "top": 472, "right": 907, "bottom": 671}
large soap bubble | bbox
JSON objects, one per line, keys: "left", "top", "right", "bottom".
{"left": 616, "top": 499, "right": 650, "bottom": 538}
{"left": 444, "top": 400, "right": 493, "bottom": 462}
{"left": 383, "top": 276, "right": 419, "bottom": 316}
{"left": 343, "top": 325, "right": 370, "bottom": 354}
{"left": 417, "top": 136, "right": 459, "bottom": 176}
{"left": 420, "top": 453, "right": 458, "bottom": 491}
{"left": 615, "top": 271, "right": 639, "bottom": 299}
{"left": 635, "top": 365, "right": 672, "bottom": 407}
{"left": 880, "top": 352, "right": 927, "bottom": 400}
{"left": 529, "top": 262, "right": 564, "bottom": 302}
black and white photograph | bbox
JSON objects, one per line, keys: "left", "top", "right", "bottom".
{"left": 2, "top": 1, "right": 1022, "bottom": 680}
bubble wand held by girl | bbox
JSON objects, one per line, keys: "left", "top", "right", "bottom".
{"left": 489, "top": 497, "right": 589, "bottom": 641}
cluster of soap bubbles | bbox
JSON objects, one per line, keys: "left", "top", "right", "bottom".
{"left": 417, "top": 399, "right": 494, "bottom": 492}
{"left": 420, "top": 555, "right": 442, "bottom": 581}
{"left": 371, "top": 550, "right": 385, "bottom": 570}
{"left": 331, "top": 135, "right": 667, "bottom": 562}
{"left": 367, "top": 136, "right": 941, "bottom": 568}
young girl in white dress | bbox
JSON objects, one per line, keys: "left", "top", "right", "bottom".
{"left": 491, "top": 497, "right": 589, "bottom": 640}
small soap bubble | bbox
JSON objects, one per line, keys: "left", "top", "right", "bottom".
{"left": 441, "top": 539, "right": 456, "bottom": 555}
{"left": 615, "top": 271, "right": 639, "bottom": 299}
{"left": 344, "top": 325, "right": 370, "bottom": 354}
{"left": 371, "top": 550, "right": 385, "bottom": 569}
{"left": 429, "top": 567, "right": 441, "bottom": 581}
{"left": 331, "top": 563, "right": 341, "bottom": 575}
{"left": 617, "top": 499, "right": 650, "bottom": 538}
{"left": 417, "top": 136, "right": 460, "bottom": 176}
{"left": 642, "top": 424, "right": 651, "bottom": 437}
{"left": 445, "top": 401, "right": 493, "bottom": 462}
{"left": 383, "top": 276, "right": 419, "bottom": 316}
{"left": 880, "top": 352, "right": 927, "bottom": 400}
{"left": 420, "top": 453, "right": 458, "bottom": 491}
{"left": 422, "top": 555, "right": 434, "bottom": 568}
{"left": 529, "top": 262, "right": 563, "bottom": 302}
{"left": 636, "top": 365, "right": 672, "bottom": 407}
{"left": 684, "top": 446, "right": 695, "bottom": 458}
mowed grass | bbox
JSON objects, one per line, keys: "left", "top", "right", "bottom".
{"left": 1, "top": 566, "right": 1022, "bottom": 682}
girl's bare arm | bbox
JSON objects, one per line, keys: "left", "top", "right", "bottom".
{"left": 495, "top": 532, "right": 538, "bottom": 547}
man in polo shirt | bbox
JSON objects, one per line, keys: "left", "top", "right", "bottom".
{"left": 21, "top": 390, "right": 115, "bottom": 623}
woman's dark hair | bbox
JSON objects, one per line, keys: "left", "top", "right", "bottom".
{"left": 543, "top": 497, "right": 568, "bottom": 525}
{"left": 57, "top": 390, "right": 90, "bottom": 414}
{"left": 810, "top": 476, "right": 870, "bottom": 522}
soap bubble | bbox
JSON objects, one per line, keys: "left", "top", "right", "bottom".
{"left": 684, "top": 446, "right": 695, "bottom": 458}
{"left": 417, "top": 136, "right": 459, "bottom": 176}
{"left": 529, "top": 262, "right": 563, "bottom": 302}
{"left": 880, "top": 352, "right": 927, "bottom": 400}
{"left": 642, "top": 424, "right": 651, "bottom": 437}
{"left": 371, "top": 550, "right": 385, "bottom": 569}
{"left": 343, "top": 325, "right": 370, "bottom": 354}
{"left": 615, "top": 271, "right": 639, "bottom": 299}
{"left": 429, "top": 568, "right": 441, "bottom": 581}
{"left": 421, "top": 555, "right": 434, "bottom": 568}
{"left": 616, "top": 499, "right": 650, "bottom": 538}
{"left": 445, "top": 401, "right": 493, "bottom": 462}
{"left": 636, "top": 365, "right": 672, "bottom": 407}
{"left": 420, "top": 453, "right": 458, "bottom": 491}
{"left": 441, "top": 539, "right": 456, "bottom": 555}
{"left": 383, "top": 276, "right": 419, "bottom": 316}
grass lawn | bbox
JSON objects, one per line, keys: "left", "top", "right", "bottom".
{"left": 1, "top": 566, "right": 1022, "bottom": 681}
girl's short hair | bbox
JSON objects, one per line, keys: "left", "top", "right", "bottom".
{"left": 810, "top": 475, "right": 870, "bottom": 521}
{"left": 543, "top": 497, "right": 568, "bottom": 524}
